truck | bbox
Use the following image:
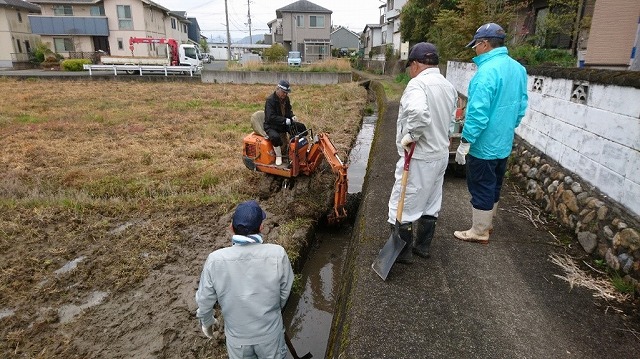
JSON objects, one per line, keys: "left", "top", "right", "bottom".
{"left": 99, "top": 37, "right": 202, "bottom": 68}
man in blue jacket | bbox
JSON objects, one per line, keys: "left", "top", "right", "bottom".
{"left": 453, "top": 23, "right": 528, "bottom": 244}
{"left": 196, "top": 200, "right": 294, "bottom": 358}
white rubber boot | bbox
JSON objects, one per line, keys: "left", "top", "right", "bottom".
{"left": 274, "top": 146, "right": 282, "bottom": 166}
{"left": 488, "top": 202, "right": 498, "bottom": 234}
{"left": 453, "top": 208, "right": 493, "bottom": 244}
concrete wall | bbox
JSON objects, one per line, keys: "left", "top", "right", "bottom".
{"left": 446, "top": 60, "right": 640, "bottom": 218}
{"left": 201, "top": 70, "right": 352, "bottom": 85}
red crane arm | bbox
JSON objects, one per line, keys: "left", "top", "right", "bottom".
{"left": 128, "top": 37, "right": 179, "bottom": 65}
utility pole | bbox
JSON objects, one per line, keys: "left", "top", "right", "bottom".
{"left": 224, "top": 0, "right": 232, "bottom": 64}
{"left": 247, "top": 0, "right": 253, "bottom": 44}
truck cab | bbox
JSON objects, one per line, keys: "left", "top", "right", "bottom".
{"left": 287, "top": 51, "right": 302, "bottom": 66}
{"left": 180, "top": 44, "right": 202, "bottom": 67}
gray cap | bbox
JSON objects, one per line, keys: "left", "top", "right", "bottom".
{"left": 406, "top": 42, "right": 438, "bottom": 67}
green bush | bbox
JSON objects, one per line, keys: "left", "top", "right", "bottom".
{"left": 510, "top": 44, "right": 576, "bottom": 67}
{"left": 32, "top": 42, "right": 53, "bottom": 64}
{"left": 61, "top": 59, "right": 92, "bottom": 71}
{"left": 263, "top": 43, "right": 287, "bottom": 62}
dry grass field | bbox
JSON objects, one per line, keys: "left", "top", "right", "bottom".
{"left": 0, "top": 77, "right": 367, "bottom": 358}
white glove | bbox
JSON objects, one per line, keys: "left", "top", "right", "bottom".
{"left": 400, "top": 133, "right": 414, "bottom": 152}
{"left": 201, "top": 325, "right": 213, "bottom": 339}
{"left": 285, "top": 118, "right": 292, "bottom": 126}
{"left": 455, "top": 142, "right": 471, "bottom": 165}
{"left": 292, "top": 115, "right": 298, "bottom": 122}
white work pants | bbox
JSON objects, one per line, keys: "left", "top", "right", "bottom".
{"left": 226, "top": 330, "right": 287, "bottom": 359}
{"left": 387, "top": 156, "right": 448, "bottom": 224}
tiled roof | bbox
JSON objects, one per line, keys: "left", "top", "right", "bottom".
{"left": 28, "top": 0, "right": 98, "bottom": 4}
{"left": 276, "top": 0, "right": 331, "bottom": 17}
{"left": 0, "top": 0, "right": 41, "bottom": 12}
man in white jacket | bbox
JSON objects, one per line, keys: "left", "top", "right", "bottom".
{"left": 196, "top": 200, "right": 294, "bottom": 358}
{"left": 388, "top": 42, "right": 458, "bottom": 264}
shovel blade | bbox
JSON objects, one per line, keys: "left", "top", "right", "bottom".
{"left": 371, "top": 233, "right": 406, "bottom": 280}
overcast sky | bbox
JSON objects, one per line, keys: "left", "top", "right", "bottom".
{"left": 154, "top": 0, "right": 385, "bottom": 41}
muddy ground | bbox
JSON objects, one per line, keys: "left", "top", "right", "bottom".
{"left": 0, "top": 78, "right": 368, "bottom": 358}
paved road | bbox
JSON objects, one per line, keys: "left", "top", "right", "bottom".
{"left": 330, "top": 92, "right": 640, "bottom": 358}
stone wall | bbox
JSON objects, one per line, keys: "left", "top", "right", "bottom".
{"left": 446, "top": 60, "right": 640, "bottom": 290}
{"left": 510, "top": 139, "right": 640, "bottom": 291}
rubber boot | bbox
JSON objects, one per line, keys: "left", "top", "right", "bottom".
{"left": 395, "top": 222, "right": 413, "bottom": 264}
{"left": 274, "top": 146, "right": 282, "bottom": 166}
{"left": 413, "top": 215, "right": 437, "bottom": 258}
{"left": 488, "top": 202, "right": 498, "bottom": 234}
{"left": 453, "top": 208, "right": 492, "bottom": 244}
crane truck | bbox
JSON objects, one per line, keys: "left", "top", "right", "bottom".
{"left": 99, "top": 37, "right": 202, "bottom": 68}
{"left": 242, "top": 111, "right": 349, "bottom": 223}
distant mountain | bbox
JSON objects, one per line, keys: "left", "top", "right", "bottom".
{"left": 235, "top": 34, "right": 266, "bottom": 44}
{"left": 206, "top": 34, "right": 266, "bottom": 44}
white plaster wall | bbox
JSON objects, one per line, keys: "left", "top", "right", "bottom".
{"left": 446, "top": 61, "right": 640, "bottom": 217}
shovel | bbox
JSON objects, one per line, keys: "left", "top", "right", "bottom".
{"left": 284, "top": 331, "right": 312, "bottom": 359}
{"left": 372, "top": 143, "right": 415, "bottom": 280}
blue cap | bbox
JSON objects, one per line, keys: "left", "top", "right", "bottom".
{"left": 466, "top": 23, "right": 506, "bottom": 48}
{"left": 232, "top": 200, "right": 266, "bottom": 234}
{"left": 406, "top": 42, "right": 439, "bottom": 67}
{"left": 277, "top": 79, "right": 291, "bottom": 93}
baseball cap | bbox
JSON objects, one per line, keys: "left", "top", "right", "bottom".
{"left": 406, "top": 42, "right": 438, "bottom": 67}
{"left": 466, "top": 22, "right": 506, "bottom": 48}
{"left": 232, "top": 200, "right": 266, "bottom": 234}
{"left": 277, "top": 79, "right": 291, "bottom": 93}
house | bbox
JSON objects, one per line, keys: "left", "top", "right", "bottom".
{"left": 383, "top": 0, "right": 409, "bottom": 59}
{"left": 330, "top": 26, "right": 359, "bottom": 52}
{"left": 187, "top": 16, "right": 201, "bottom": 44}
{"left": 28, "top": 0, "right": 192, "bottom": 58}
{"left": 0, "top": 0, "right": 41, "bottom": 68}
{"left": 273, "top": 0, "right": 332, "bottom": 62}
{"left": 362, "top": 23, "right": 384, "bottom": 60}
{"left": 584, "top": 0, "right": 640, "bottom": 70}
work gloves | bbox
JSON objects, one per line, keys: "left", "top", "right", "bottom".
{"left": 285, "top": 118, "right": 292, "bottom": 126}
{"left": 400, "top": 133, "right": 414, "bottom": 152}
{"left": 292, "top": 115, "right": 298, "bottom": 122}
{"left": 201, "top": 318, "right": 218, "bottom": 339}
{"left": 455, "top": 142, "right": 471, "bottom": 165}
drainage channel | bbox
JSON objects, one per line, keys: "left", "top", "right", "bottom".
{"left": 283, "top": 112, "right": 377, "bottom": 359}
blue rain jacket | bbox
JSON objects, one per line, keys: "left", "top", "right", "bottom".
{"left": 462, "top": 47, "right": 528, "bottom": 160}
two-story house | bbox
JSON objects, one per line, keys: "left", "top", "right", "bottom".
{"left": 0, "top": 0, "right": 41, "bottom": 68}
{"left": 274, "top": 0, "right": 332, "bottom": 62}
{"left": 383, "top": 0, "right": 408, "bottom": 59}
{"left": 330, "top": 26, "right": 359, "bottom": 53}
{"left": 28, "top": 0, "right": 191, "bottom": 58}
{"left": 362, "top": 23, "right": 384, "bottom": 60}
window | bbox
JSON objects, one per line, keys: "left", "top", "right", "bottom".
{"left": 389, "top": 0, "right": 394, "bottom": 10}
{"left": 309, "top": 15, "right": 324, "bottom": 28}
{"left": 296, "top": 15, "right": 304, "bottom": 27}
{"left": 16, "top": 40, "right": 22, "bottom": 53}
{"left": 17, "top": 11, "right": 22, "bottom": 23}
{"left": 183, "top": 24, "right": 188, "bottom": 33}
{"left": 54, "top": 38, "right": 74, "bottom": 52}
{"left": 90, "top": 6, "right": 105, "bottom": 16}
{"left": 117, "top": 5, "right": 133, "bottom": 30}
{"left": 171, "top": 18, "right": 177, "bottom": 29}
{"left": 53, "top": 5, "right": 73, "bottom": 16}
{"left": 25, "top": 40, "right": 31, "bottom": 54}
{"left": 117, "top": 38, "right": 124, "bottom": 50}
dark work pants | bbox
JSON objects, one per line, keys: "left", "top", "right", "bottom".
{"left": 265, "top": 122, "right": 307, "bottom": 147}
{"left": 466, "top": 155, "right": 508, "bottom": 211}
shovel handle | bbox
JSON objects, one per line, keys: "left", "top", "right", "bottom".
{"left": 396, "top": 143, "right": 416, "bottom": 222}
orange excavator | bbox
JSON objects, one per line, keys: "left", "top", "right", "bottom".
{"left": 242, "top": 111, "right": 348, "bottom": 223}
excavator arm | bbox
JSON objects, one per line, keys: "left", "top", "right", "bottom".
{"left": 306, "top": 133, "right": 348, "bottom": 223}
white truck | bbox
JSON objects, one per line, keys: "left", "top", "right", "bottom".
{"left": 97, "top": 37, "right": 201, "bottom": 71}
{"left": 287, "top": 51, "right": 302, "bottom": 66}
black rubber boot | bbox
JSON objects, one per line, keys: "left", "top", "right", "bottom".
{"left": 394, "top": 221, "right": 413, "bottom": 264}
{"left": 413, "top": 215, "right": 437, "bottom": 258}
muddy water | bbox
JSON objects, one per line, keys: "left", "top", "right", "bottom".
{"left": 283, "top": 111, "right": 377, "bottom": 358}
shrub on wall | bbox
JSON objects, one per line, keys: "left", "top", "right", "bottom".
{"left": 61, "top": 59, "right": 92, "bottom": 71}
{"left": 510, "top": 44, "right": 576, "bottom": 67}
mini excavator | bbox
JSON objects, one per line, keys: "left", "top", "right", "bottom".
{"left": 242, "top": 111, "right": 348, "bottom": 223}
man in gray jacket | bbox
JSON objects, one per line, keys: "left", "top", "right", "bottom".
{"left": 388, "top": 42, "right": 458, "bottom": 264}
{"left": 196, "top": 200, "right": 294, "bottom": 358}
